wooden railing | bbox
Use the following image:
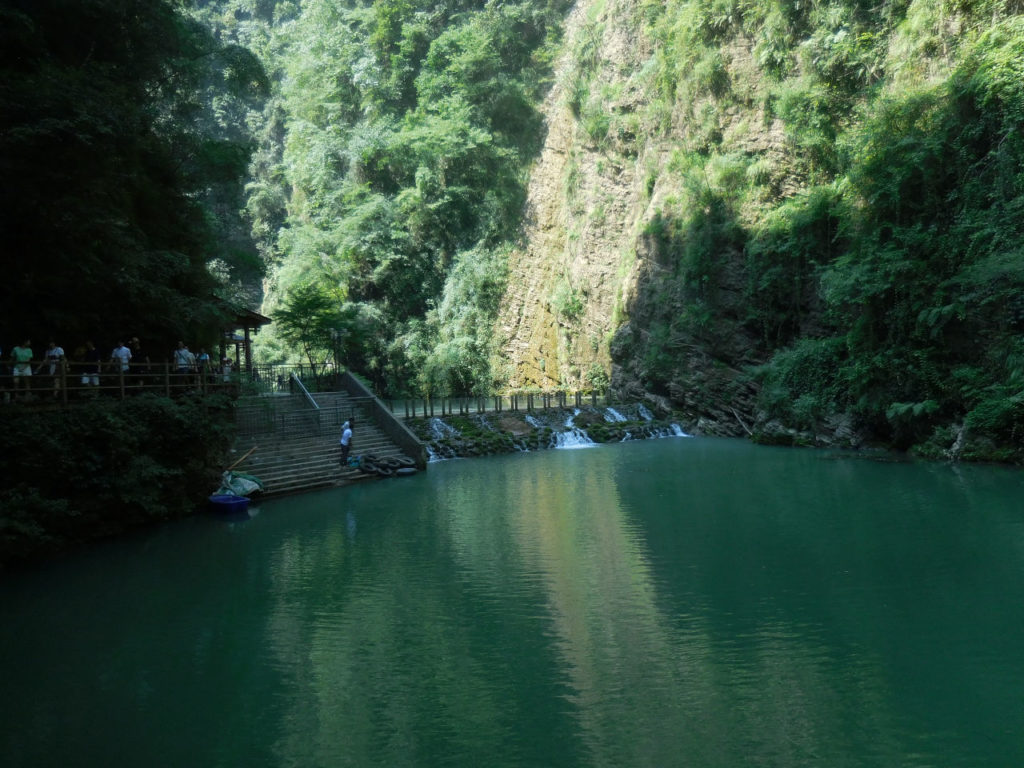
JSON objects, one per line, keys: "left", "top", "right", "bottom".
{"left": 386, "top": 389, "right": 611, "bottom": 417}
{"left": 0, "top": 361, "right": 240, "bottom": 404}
{"left": 0, "top": 360, "right": 613, "bottom": 421}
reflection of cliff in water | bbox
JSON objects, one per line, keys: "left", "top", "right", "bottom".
{"left": 258, "top": 446, "right": 900, "bottom": 766}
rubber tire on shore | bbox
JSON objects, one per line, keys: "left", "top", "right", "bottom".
{"left": 395, "top": 467, "right": 417, "bottom": 476}
{"left": 377, "top": 457, "right": 401, "bottom": 470}
{"left": 358, "top": 459, "right": 378, "bottom": 474}
{"left": 375, "top": 466, "right": 396, "bottom": 478}
{"left": 395, "top": 456, "right": 416, "bottom": 468}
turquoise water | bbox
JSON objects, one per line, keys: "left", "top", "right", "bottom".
{"left": 3, "top": 438, "right": 1024, "bottom": 766}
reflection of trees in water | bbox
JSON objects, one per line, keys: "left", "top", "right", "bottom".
{"left": 264, "top": 515, "right": 515, "bottom": 766}
{"left": 260, "top": 450, "right": 899, "bottom": 766}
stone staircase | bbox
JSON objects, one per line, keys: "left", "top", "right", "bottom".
{"left": 229, "top": 390, "right": 418, "bottom": 497}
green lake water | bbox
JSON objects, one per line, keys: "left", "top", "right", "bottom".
{"left": 3, "top": 437, "right": 1024, "bottom": 767}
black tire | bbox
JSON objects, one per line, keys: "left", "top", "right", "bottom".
{"left": 395, "top": 467, "right": 417, "bottom": 476}
{"left": 358, "top": 459, "right": 378, "bottom": 474}
{"left": 375, "top": 466, "right": 395, "bottom": 478}
{"left": 395, "top": 456, "right": 416, "bottom": 468}
{"left": 378, "top": 457, "right": 401, "bottom": 470}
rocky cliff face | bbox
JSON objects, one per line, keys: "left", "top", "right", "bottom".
{"left": 494, "top": 0, "right": 652, "bottom": 393}
{"left": 492, "top": 0, "right": 776, "bottom": 434}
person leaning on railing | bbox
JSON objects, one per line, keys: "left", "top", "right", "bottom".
{"left": 39, "top": 341, "right": 65, "bottom": 398}
{"left": 110, "top": 341, "right": 132, "bottom": 377}
{"left": 10, "top": 340, "right": 33, "bottom": 400}
{"left": 129, "top": 337, "right": 150, "bottom": 385}
{"left": 81, "top": 341, "right": 101, "bottom": 389}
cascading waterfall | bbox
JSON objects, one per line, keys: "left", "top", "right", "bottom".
{"left": 414, "top": 405, "right": 688, "bottom": 461}
{"left": 555, "top": 409, "right": 596, "bottom": 449}
{"left": 604, "top": 407, "right": 627, "bottom": 422}
{"left": 430, "top": 417, "right": 458, "bottom": 440}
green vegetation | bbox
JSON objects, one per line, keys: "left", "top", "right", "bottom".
{"left": 8, "top": 0, "right": 1024, "bottom": 463}
{"left": 0, "top": 395, "right": 235, "bottom": 568}
{"left": 1, "top": 0, "right": 268, "bottom": 348}
{"left": 197, "top": 0, "right": 572, "bottom": 395}
{"left": 616, "top": 0, "right": 1024, "bottom": 459}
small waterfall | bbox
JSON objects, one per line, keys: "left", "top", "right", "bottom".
{"left": 638, "top": 404, "right": 654, "bottom": 421}
{"left": 524, "top": 414, "right": 544, "bottom": 428}
{"left": 555, "top": 409, "right": 596, "bottom": 449}
{"left": 429, "top": 417, "right": 457, "bottom": 440}
{"left": 670, "top": 423, "right": 691, "bottom": 437}
{"left": 604, "top": 407, "right": 627, "bottom": 422}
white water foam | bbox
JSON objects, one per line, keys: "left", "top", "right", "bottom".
{"left": 604, "top": 407, "right": 627, "bottom": 423}
{"left": 555, "top": 428, "right": 596, "bottom": 449}
{"left": 556, "top": 409, "right": 596, "bottom": 449}
{"left": 429, "top": 417, "right": 458, "bottom": 440}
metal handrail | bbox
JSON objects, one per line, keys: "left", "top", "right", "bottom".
{"left": 290, "top": 372, "right": 319, "bottom": 410}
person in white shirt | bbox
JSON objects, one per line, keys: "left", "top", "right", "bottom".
{"left": 110, "top": 341, "right": 132, "bottom": 373}
{"left": 339, "top": 418, "right": 355, "bottom": 466}
{"left": 173, "top": 341, "right": 196, "bottom": 378}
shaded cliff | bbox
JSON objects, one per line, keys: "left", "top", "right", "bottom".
{"left": 494, "top": 0, "right": 1024, "bottom": 459}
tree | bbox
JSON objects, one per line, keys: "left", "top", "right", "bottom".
{"left": 0, "top": 0, "right": 266, "bottom": 350}
{"left": 272, "top": 283, "right": 345, "bottom": 370}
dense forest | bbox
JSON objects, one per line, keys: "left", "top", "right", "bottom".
{"left": 0, "top": 0, "right": 267, "bottom": 352}
{"left": 4, "top": 0, "right": 1024, "bottom": 464}
{"left": 189, "top": 0, "right": 574, "bottom": 395}
{"left": 199, "top": 0, "right": 1024, "bottom": 461}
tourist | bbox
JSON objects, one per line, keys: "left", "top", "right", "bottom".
{"left": 173, "top": 341, "right": 195, "bottom": 375}
{"left": 41, "top": 341, "right": 65, "bottom": 397}
{"left": 196, "top": 348, "right": 211, "bottom": 381}
{"left": 128, "top": 337, "right": 150, "bottom": 385}
{"left": 339, "top": 418, "right": 355, "bottom": 466}
{"left": 82, "top": 341, "right": 101, "bottom": 388}
{"left": 11, "top": 339, "right": 33, "bottom": 399}
{"left": 110, "top": 341, "right": 132, "bottom": 375}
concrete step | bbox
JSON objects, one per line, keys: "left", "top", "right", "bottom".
{"left": 232, "top": 389, "right": 418, "bottom": 497}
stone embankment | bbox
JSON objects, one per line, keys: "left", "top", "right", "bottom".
{"left": 405, "top": 403, "right": 689, "bottom": 460}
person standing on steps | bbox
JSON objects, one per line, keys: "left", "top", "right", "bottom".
{"left": 339, "top": 418, "right": 354, "bottom": 466}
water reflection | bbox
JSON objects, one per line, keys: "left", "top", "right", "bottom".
{"left": 4, "top": 441, "right": 1024, "bottom": 767}
{"left": 487, "top": 448, "right": 907, "bottom": 767}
